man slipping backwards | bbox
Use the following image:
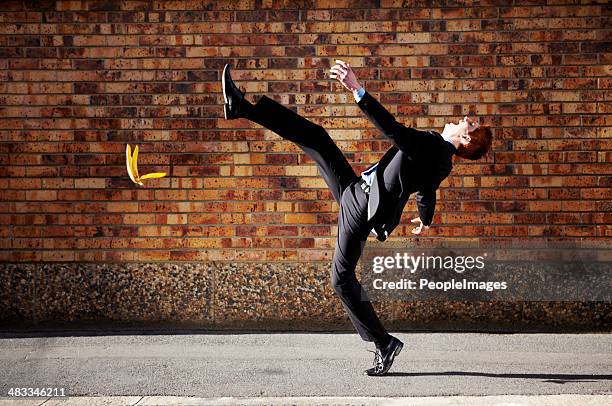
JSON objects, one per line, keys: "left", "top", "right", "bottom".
{"left": 222, "top": 59, "right": 493, "bottom": 376}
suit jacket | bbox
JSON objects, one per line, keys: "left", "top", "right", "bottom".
{"left": 357, "top": 91, "right": 456, "bottom": 241}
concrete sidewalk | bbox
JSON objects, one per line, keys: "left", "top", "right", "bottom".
{"left": 0, "top": 332, "right": 610, "bottom": 402}
{"left": 0, "top": 394, "right": 611, "bottom": 405}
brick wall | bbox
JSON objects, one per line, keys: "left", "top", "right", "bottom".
{"left": 1, "top": 1, "right": 610, "bottom": 263}
{"left": 0, "top": 0, "right": 612, "bottom": 330}
{"left": 0, "top": 0, "right": 612, "bottom": 329}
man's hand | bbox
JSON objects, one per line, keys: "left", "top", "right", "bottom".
{"left": 411, "top": 217, "right": 430, "bottom": 235}
{"left": 329, "top": 59, "right": 361, "bottom": 93}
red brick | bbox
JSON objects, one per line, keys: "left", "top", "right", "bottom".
{"left": 0, "top": 3, "right": 607, "bottom": 262}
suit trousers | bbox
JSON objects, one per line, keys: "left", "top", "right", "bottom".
{"left": 245, "top": 95, "right": 391, "bottom": 344}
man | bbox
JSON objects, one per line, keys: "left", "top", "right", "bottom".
{"left": 222, "top": 60, "right": 493, "bottom": 376}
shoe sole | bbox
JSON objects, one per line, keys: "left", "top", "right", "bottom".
{"left": 222, "top": 64, "right": 229, "bottom": 104}
{"left": 222, "top": 64, "right": 229, "bottom": 119}
{"left": 395, "top": 341, "right": 404, "bottom": 356}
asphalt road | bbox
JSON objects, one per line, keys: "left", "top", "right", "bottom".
{"left": 0, "top": 332, "right": 610, "bottom": 398}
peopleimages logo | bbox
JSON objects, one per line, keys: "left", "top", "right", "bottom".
{"left": 372, "top": 252, "right": 486, "bottom": 274}
{"left": 368, "top": 252, "right": 507, "bottom": 295}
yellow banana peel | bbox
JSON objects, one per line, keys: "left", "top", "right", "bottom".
{"left": 126, "top": 144, "right": 167, "bottom": 186}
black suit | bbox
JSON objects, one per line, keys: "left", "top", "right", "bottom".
{"left": 244, "top": 91, "right": 455, "bottom": 344}
{"left": 357, "top": 91, "right": 457, "bottom": 241}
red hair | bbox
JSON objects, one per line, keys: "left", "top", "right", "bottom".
{"left": 455, "top": 126, "right": 493, "bottom": 160}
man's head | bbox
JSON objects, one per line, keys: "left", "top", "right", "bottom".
{"left": 441, "top": 116, "right": 492, "bottom": 160}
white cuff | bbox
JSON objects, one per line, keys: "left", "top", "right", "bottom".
{"left": 353, "top": 87, "right": 366, "bottom": 103}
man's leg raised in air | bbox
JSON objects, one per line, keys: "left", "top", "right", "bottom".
{"left": 223, "top": 63, "right": 403, "bottom": 376}
{"left": 222, "top": 63, "right": 355, "bottom": 203}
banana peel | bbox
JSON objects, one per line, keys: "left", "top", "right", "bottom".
{"left": 126, "top": 144, "right": 166, "bottom": 186}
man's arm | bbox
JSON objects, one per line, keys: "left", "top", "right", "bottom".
{"left": 411, "top": 186, "right": 436, "bottom": 235}
{"left": 356, "top": 90, "right": 432, "bottom": 153}
{"left": 415, "top": 187, "right": 437, "bottom": 227}
{"left": 330, "top": 59, "right": 432, "bottom": 153}
{"left": 414, "top": 157, "right": 453, "bottom": 230}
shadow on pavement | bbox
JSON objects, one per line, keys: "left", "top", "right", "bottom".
{"left": 385, "top": 371, "right": 612, "bottom": 384}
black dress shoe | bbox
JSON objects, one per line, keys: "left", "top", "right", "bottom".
{"left": 222, "top": 63, "right": 249, "bottom": 120}
{"left": 364, "top": 336, "right": 404, "bottom": 376}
